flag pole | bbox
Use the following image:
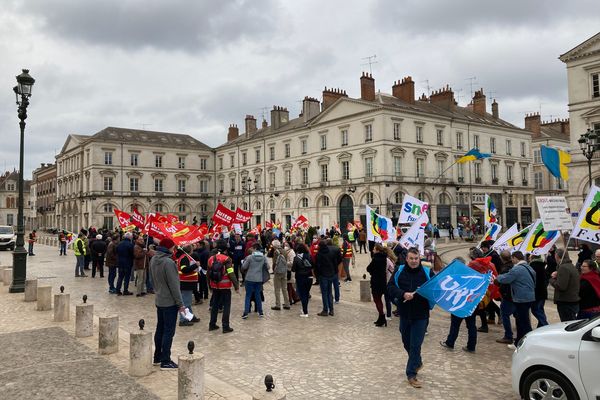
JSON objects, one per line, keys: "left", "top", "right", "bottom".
{"left": 431, "top": 159, "right": 459, "bottom": 185}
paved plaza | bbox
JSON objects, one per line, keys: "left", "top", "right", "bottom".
{"left": 0, "top": 242, "right": 563, "bottom": 399}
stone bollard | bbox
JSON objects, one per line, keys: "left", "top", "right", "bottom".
{"left": 36, "top": 286, "right": 52, "bottom": 311}
{"left": 24, "top": 279, "right": 38, "bottom": 301}
{"left": 99, "top": 315, "right": 119, "bottom": 355}
{"left": 76, "top": 295, "right": 94, "bottom": 338}
{"left": 54, "top": 286, "right": 70, "bottom": 322}
{"left": 359, "top": 279, "right": 371, "bottom": 302}
{"left": 178, "top": 341, "right": 205, "bottom": 400}
{"left": 252, "top": 375, "right": 286, "bottom": 400}
{"left": 130, "top": 319, "right": 152, "bottom": 377}
{"left": 2, "top": 267, "right": 13, "bottom": 286}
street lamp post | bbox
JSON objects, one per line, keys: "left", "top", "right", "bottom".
{"left": 578, "top": 128, "right": 599, "bottom": 189}
{"left": 241, "top": 177, "right": 258, "bottom": 226}
{"left": 10, "top": 69, "right": 35, "bottom": 293}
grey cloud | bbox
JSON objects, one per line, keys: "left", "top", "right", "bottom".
{"left": 15, "top": 0, "right": 279, "bottom": 52}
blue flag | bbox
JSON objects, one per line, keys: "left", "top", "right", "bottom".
{"left": 415, "top": 260, "right": 492, "bottom": 318}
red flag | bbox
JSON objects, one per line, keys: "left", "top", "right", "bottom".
{"left": 144, "top": 215, "right": 169, "bottom": 240}
{"left": 212, "top": 203, "right": 236, "bottom": 226}
{"left": 292, "top": 215, "right": 309, "bottom": 229}
{"left": 265, "top": 221, "right": 273, "bottom": 229}
{"left": 234, "top": 207, "right": 253, "bottom": 223}
{"left": 166, "top": 214, "right": 180, "bottom": 224}
{"left": 114, "top": 209, "right": 136, "bottom": 231}
{"left": 131, "top": 208, "right": 145, "bottom": 229}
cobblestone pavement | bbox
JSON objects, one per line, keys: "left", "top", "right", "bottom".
{"left": 0, "top": 243, "right": 562, "bottom": 399}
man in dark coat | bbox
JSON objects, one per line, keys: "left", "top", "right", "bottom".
{"left": 115, "top": 232, "right": 135, "bottom": 295}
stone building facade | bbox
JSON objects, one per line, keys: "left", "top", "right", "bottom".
{"left": 55, "top": 127, "right": 215, "bottom": 232}
{"left": 215, "top": 73, "right": 535, "bottom": 230}
{"left": 560, "top": 32, "right": 600, "bottom": 211}
{"left": 0, "top": 171, "right": 32, "bottom": 229}
{"left": 31, "top": 163, "right": 57, "bottom": 230}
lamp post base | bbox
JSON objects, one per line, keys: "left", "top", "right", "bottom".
{"left": 9, "top": 247, "right": 27, "bottom": 293}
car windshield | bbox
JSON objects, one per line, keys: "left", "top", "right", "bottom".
{"left": 565, "top": 314, "right": 600, "bottom": 331}
{"left": 0, "top": 227, "right": 13, "bottom": 234}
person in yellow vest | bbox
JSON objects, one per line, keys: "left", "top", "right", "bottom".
{"left": 74, "top": 232, "right": 88, "bottom": 277}
{"left": 207, "top": 240, "right": 239, "bottom": 333}
{"left": 174, "top": 245, "right": 200, "bottom": 326}
{"left": 341, "top": 233, "right": 354, "bottom": 282}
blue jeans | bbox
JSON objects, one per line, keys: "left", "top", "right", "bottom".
{"left": 108, "top": 266, "right": 117, "bottom": 290}
{"left": 75, "top": 255, "right": 85, "bottom": 276}
{"left": 399, "top": 318, "right": 429, "bottom": 378}
{"left": 154, "top": 305, "right": 178, "bottom": 364}
{"left": 332, "top": 275, "right": 340, "bottom": 302}
{"left": 60, "top": 242, "right": 67, "bottom": 255}
{"left": 244, "top": 281, "right": 264, "bottom": 315}
{"left": 146, "top": 269, "right": 154, "bottom": 291}
{"left": 180, "top": 290, "right": 194, "bottom": 322}
{"left": 28, "top": 242, "right": 34, "bottom": 255}
{"left": 500, "top": 299, "right": 516, "bottom": 340}
{"left": 514, "top": 302, "right": 533, "bottom": 345}
{"left": 531, "top": 299, "right": 548, "bottom": 328}
{"left": 116, "top": 264, "right": 132, "bottom": 292}
{"left": 296, "top": 275, "right": 313, "bottom": 315}
{"left": 445, "top": 314, "right": 477, "bottom": 351}
{"left": 319, "top": 276, "right": 335, "bottom": 313}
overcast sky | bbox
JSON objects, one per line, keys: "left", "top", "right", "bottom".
{"left": 1, "top": 0, "right": 599, "bottom": 178}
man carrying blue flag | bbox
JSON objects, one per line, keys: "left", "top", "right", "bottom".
{"left": 387, "top": 247, "right": 434, "bottom": 389}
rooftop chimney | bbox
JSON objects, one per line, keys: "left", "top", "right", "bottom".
{"left": 302, "top": 96, "right": 320, "bottom": 122}
{"left": 524, "top": 113, "right": 541, "bottom": 136}
{"left": 322, "top": 87, "right": 348, "bottom": 110}
{"left": 244, "top": 115, "right": 257, "bottom": 136}
{"left": 227, "top": 124, "right": 239, "bottom": 142}
{"left": 472, "top": 89, "right": 486, "bottom": 116}
{"left": 429, "top": 85, "right": 455, "bottom": 110}
{"left": 262, "top": 119, "right": 268, "bottom": 129}
{"left": 541, "top": 118, "right": 570, "bottom": 137}
{"left": 491, "top": 99, "right": 499, "bottom": 119}
{"left": 270, "top": 106, "right": 289, "bottom": 131}
{"left": 392, "top": 76, "right": 415, "bottom": 104}
{"left": 360, "top": 72, "right": 376, "bottom": 101}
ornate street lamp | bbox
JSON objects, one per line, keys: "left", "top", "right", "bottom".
{"left": 10, "top": 69, "right": 35, "bottom": 293}
{"left": 578, "top": 128, "right": 599, "bottom": 189}
{"left": 241, "top": 177, "right": 258, "bottom": 227}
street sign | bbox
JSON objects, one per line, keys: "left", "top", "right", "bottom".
{"left": 535, "top": 196, "right": 573, "bottom": 231}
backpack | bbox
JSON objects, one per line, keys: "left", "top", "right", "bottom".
{"left": 274, "top": 250, "right": 288, "bottom": 274}
{"left": 393, "top": 264, "right": 435, "bottom": 310}
{"left": 209, "top": 256, "right": 225, "bottom": 282}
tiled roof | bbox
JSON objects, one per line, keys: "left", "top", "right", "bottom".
{"left": 89, "top": 127, "right": 212, "bottom": 151}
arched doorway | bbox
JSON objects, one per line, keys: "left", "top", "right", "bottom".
{"left": 338, "top": 195, "right": 354, "bottom": 232}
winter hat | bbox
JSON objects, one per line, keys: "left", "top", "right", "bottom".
{"left": 159, "top": 238, "right": 176, "bottom": 249}
{"left": 271, "top": 240, "right": 281, "bottom": 248}
{"left": 96, "top": 234, "right": 103, "bottom": 240}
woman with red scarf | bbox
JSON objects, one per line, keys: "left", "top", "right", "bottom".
{"left": 578, "top": 259, "right": 600, "bottom": 319}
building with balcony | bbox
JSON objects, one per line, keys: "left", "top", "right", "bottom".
{"left": 215, "top": 73, "right": 535, "bottom": 230}
{"left": 560, "top": 32, "right": 600, "bottom": 211}
{"left": 0, "top": 170, "right": 33, "bottom": 229}
{"left": 31, "top": 163, "right": 57, "bottom": 230}
{"left": 55, "top": 127, "right": 214, "bottom": 232}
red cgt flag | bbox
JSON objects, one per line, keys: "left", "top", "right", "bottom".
{"left": 212, "top": 203, "right": 236, "bottom": 226}
{"left": 131, "top": 208, "right": 145, "bottom": 230}
{"left": 114, "top": 209, "right": 136, "bottom": 231}
{"left": 234, "top": 207, "right": 253, "bottom": 223}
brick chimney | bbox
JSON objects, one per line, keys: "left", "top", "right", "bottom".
{"left": 360, "top": 72, "right": 376, "bottom": 101}
{"left": 302, "top": 96, "right": 320, "bottom": 122}
{"left": 227, "top": 124, "right": 239, "bottom": 142}
{"left": 561, "top": 119, "right": 570, "bottom": 136}
{"left": 392, "top": 76, "right": 415, "bottom": 104}
{"left": 491, "top": 100, "right": 499, "bottom": 118}
{"left": 472, "top": 89, "right": 486, "bottom": 116}
{"left": 541, "top": 118, "right": 570, "bottom": 137}
{"left": 262, "top": 119, "right": 268, "bottom": 129}
{"left": 322, "top": 87, "right": 348, "bottom": 110}
{"left": 244, "top": 115, "right": 257, "bottom": 136}
{"left": 524, "top": 113, "right": 541, "bottom": 136}
{"left": 429, "top": 85, "right": 455, "bottom": 110}
{"left": 270, "top": 106, "right": 289, "bottom": 131}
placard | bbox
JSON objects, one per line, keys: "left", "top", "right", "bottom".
{"left": 535, "top": 196, "right": 573, "bottom": 231}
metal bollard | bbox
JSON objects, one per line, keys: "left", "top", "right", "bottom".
{"left": 252, "top": 375, "right": 287, "bottom": 400}
{"left": 98, "top": 315, "right": 119, "bottom": 355}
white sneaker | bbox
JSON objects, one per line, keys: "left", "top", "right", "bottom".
{"left": 386, "top": 317, "right": 392, "bottom": 321}
{"left": 507, "top": 344, "right": 516, "bottom": 350}
{"left": 300, "top": 313, "right": 309, "bottom": 318}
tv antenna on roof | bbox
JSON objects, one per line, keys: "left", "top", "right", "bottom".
{"left": 259, "top": 107, "right": 269, "bottom": 122}
{"left": 140, "top": 123, "right": 152, "bottom": 130}
{"left": 421, "top": 79, "right": 431, "bottom": 95}
{"left": 361, "top": 55, "right": 378, "bottom": 74}
{"left": 465, "top": 77, "right": 477, "bottom": 98}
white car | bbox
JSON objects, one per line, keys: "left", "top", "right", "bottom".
{"left": 511, "top": 315, "right": 600, "bottom": 400}
{"left": 0, "top": 225, "right": 16, "bottom": 251}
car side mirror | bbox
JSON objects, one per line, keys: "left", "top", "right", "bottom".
{"left": 592, "top": 327, "right": 600, "bottom": 340}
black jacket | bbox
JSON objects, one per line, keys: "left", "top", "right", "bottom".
{"left": 529, "top": 258, "right": 548, "bottom": 300}
{"left": 498, "top": 261, "right": 513, "bottom": 301}
{"left": 90, "top": 239, "right": 107, "bottom": 257}
{"left": 579, "top": 276, "right": 600, "bottom": 310}
{"left": 488, "top": 250, "right": 503, "bottom": 272}
{"left": 366, "top": 252, "right": 388, "bottom": 294}
{"left": 387, "top": 264, "right": 433, "bottom": 320}
{"left": 315, "top": 246, "right": 338, "bottom": 278}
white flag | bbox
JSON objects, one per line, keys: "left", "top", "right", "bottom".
{"left": 366, "top": 205, "right": 396, "bottom": 243}
{"left": 571, "top": 185, "right": 600, "bottom": 245}
{"left": 491, "top": 223, "right": 519, "bottom": 253}
{"left": 398, "top": 194, "right": 429, "bottom": 224}
{"left": 520, "top": 219, "right": 561, "bottom": 256}
{"left": 398, "top": 212, "right": 429, "bottom": 255}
